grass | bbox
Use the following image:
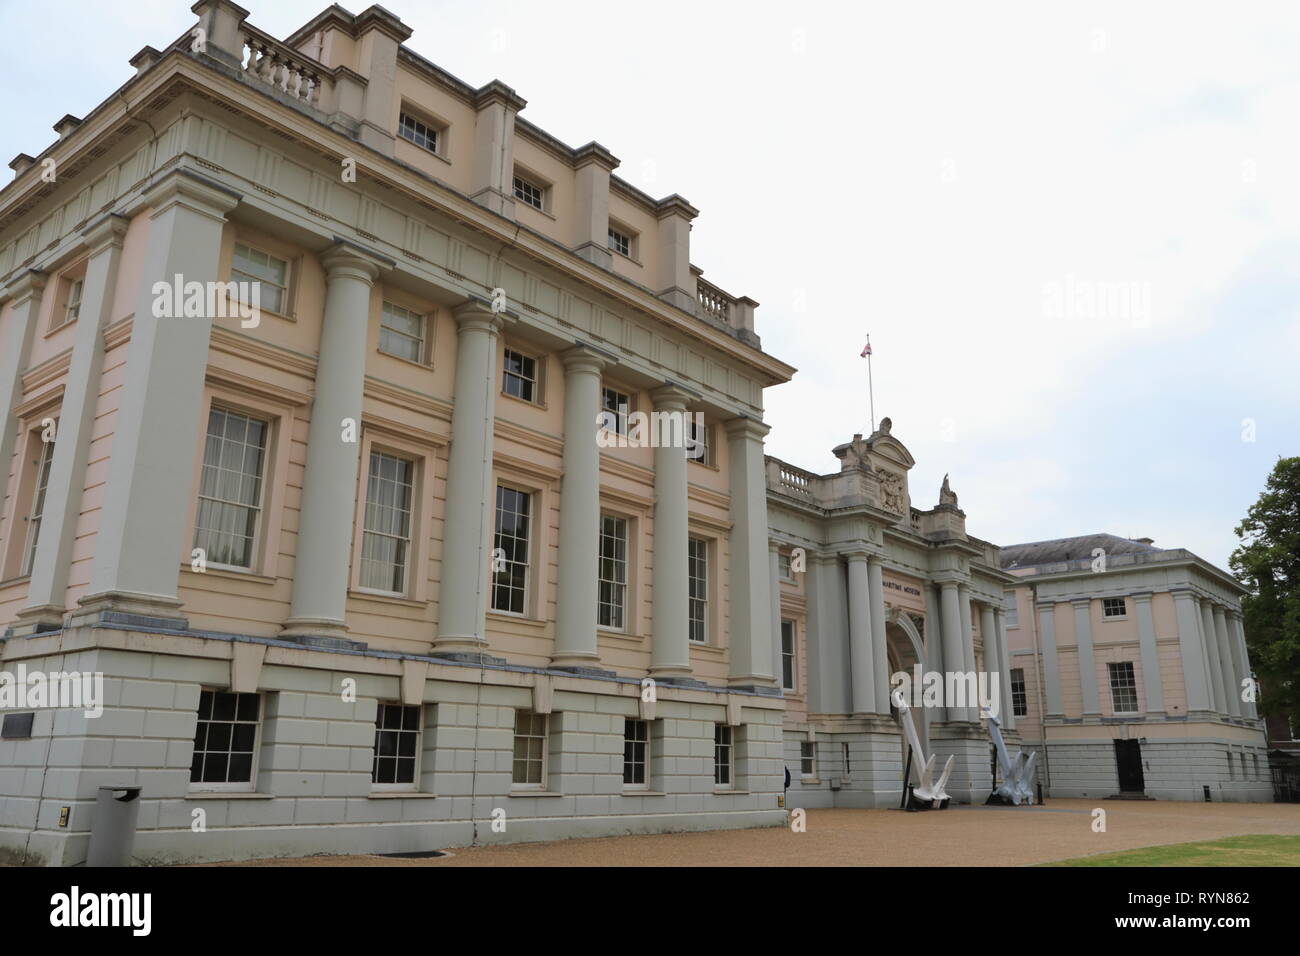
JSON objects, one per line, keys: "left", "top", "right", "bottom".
{"left": 1043, "top": 834, "right": 1300, "bottom": 867}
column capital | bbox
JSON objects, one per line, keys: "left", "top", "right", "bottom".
{"left": 723, "top": 414, "right": 769, "bottom": 442}
{"left": 0, "top": 268, "right": 47, "bottom": 307}
{"left": 142, "top": 168, "right": 241, "bottom": 222}
{"left": 1131, "top": 590, "right": 1154, "bottom": 604}
{"left": 845, "top": 549, "right": 870, "bottom": 565}
{"left": 320, "top": 238, "right": 392, "bottom": 284}
{"left": 1070, "top": 597, "right": 1092, "bottom": 609}
{"left": 80, "top": 213, "right": 130, "bottom": 255}
{"left": 452, "top": 296, "right": 509, "bottom": 333}
{"left": 768, "top": 539, "right": 782, "bottom": 555}
{"left": 560, "top": 341, "right": 611, "bottom": 374}
{"left": 650, "top": 381, "right": 695, "bottom": 411}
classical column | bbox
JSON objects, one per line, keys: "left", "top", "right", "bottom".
{"left": 1072, "top": 598, "right": 1100, "bottom": 715}
{"left": 804, "top": 554, "right": 827, "bottom": 712}
{"left": 1229, "top": 611, "right": 1257, "bottom": 718}
{"left": 866, "top": 556, "right": 889, "bottom": 713}
{"left": 1213, "top": 605, "right": 1241, "bottom": 717}
{"left": 924, "top": 583, "right": 947, "bottom": 720}
{"left": 1200, "top": 598, "right": 1226, "bottom": 714}
{"left": 76, "top": 171, "right": 240, "bottom": 625}
{"left": 0, "top": 270, "right": 47, "bottom": 564}
{"left": 994, "top": 607, "right": 1015, "bottom": 730}
{"left": 1172, "top": 589, "right": 1211, "bottom": 712}
{"left": 649, "top": 384, "right": 693, "bottom": 677}
{"left": 725, "top": 416, "right": 776, "bottom": 688}
{"left": 282, "top": 242, "right": 388, "bottom": 640}
{"left": 847, "top": 552, "right": 875, "bottom": 714}
{"left": 768, "top": 541, "right": 783, "bottom": 691}
{"left": 19, "top": 215, "right": 129, "bottom": 627}
{"left": 1132, "top": 592, "right": 1165, "bottom": 715}
{"left": 958, "top": 584, "right": 977, "bottom": 720}
{"left": 1037, "top": 601, "right": 1063, "bottom": 716}
{"left": 980, "top": 603, "right": 1000, "bottom": 718}
{"left": 551, "top": 345, "right": 607, "bottom": 669}
{"left": 940, "top": 582, "right": 968, "bottom": 720}
{"left": 434, "top": 300, "right": 508, "bottom": 653}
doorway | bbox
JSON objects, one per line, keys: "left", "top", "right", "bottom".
{"left": 1114, "top": 739, "right": 1145, "bottom": 794}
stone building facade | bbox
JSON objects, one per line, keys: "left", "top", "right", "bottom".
{"left": 0, "top": 1, "right": 794, "bottom": 865}
{"left": 0, "top": 2, "right": 1273, "bottom": 867}
{"left": 1000, "top": 535, "right": 1270, "bottom": 802}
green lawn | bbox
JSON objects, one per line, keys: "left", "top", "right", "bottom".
{"left": 1043, "top": 834, "right": 1300, "bottom": 867}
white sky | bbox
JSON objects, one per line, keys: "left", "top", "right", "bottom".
{"left": 3, "top": 0, "right": 1296, "bottom": 570}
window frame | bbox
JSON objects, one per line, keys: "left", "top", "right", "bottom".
{"left": 511, "top": 709, "right": 549, "bottom": 790}
{"left": 607, "top": 224, "right": 634, "bottom": 259}
{"left": 501, "top": 345, "right": 543, "bottom": 406}
{"left": 48, "top": 264, "right": 86, "bottom": 333}
{"left": 512, "top": 171, "right": 547, "bottom": 212}
{"left": 230, "top": 240, "right": 291, "bottom": 318}
{"left": 780, "top": 619, "right": 797, "bottom": 692}
{"left": 800, "top": 740, "right": 817, "bottom": 779}
{"left": 184, "top": 382, "right": 297, "bottom": 581}
{"left": 1107, "top": 660, "right": 1140, "bottom": 715}
{"left": 713, "top": 724, "right": 734, "bottom": 789}
{"left": 687, "top": 535, "right": 710, "bottom": 645}
{"left": 600, "top": 384, "right": 632, "bottom": 436}
{"left": 19, "top": 428, "right": 56, "bottom": 577}
{"left": 598, "top": 513, "right": 629, "bottom": 631}
{"left": 357, "top": 448, "right": 418, "bottom": 598}
{"left": 347, "top": 424, "right": 437, "bottom": 604}
{"left": 778, "top": 550, "right": 793, "bottom": 581}
{"left": 397, "top": 109, "right": 444, "bottom": 157}
{"left": 1102, "top": 597, "right": 1128, "bottom": 620}
{"left": 491, "top": 483, "right": 533, "bottom": 616}
{"left": 1010, "top": 667, "right": 1028, "bottom": 717}
{"left": 623, "top": 717, "right": 649, "bottom": 790}
{"left": 686, "top": 415, "right": 712, "bottom": 466}
{"left": 377, "top": 299, "right": 430, "bottom": 366}
{"left": 371, "top": 702, "right": 423, "bottom": 792}
{"left": 189, "top": 688, "right": 262, "bottom": 793}
{"left": 191, "top": 405, "right": 271, "bottom": 573}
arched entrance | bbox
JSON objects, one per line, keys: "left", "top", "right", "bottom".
{"left": 886, "top": 608, "right": 930, "bottom": 762}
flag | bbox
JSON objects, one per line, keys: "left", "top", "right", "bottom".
{"left": 860, "top": 341, "right": 872, "bottom": 357}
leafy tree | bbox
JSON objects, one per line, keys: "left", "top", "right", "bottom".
{"left": 1230, "top": 456, "right": 1300, "bottom": 720}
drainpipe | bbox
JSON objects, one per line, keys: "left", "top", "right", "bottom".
{"left": 1028, "top": 583, "right": 1052, "bottom": 794}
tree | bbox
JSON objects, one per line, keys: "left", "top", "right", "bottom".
{"left": 1230, "top": 456, "right": 1300, "bottom": 721}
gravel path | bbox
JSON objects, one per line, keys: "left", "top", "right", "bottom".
{"left": 198, "top": 799, "right": 1300, "bottom": 867}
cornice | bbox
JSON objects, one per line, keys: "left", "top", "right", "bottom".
{"left": 0, "top": 46, "right": 794, "bottom": 390}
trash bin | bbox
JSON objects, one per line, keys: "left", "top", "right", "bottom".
{"left": 86, "top": 786, "right": 142, "bottom": 866}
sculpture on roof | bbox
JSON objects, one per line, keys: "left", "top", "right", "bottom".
{"left": 982, "top": 705, "right": 1038, "bottom": 805}
{"left": 939, "top": 473, "right": 959, "bottom": 507}
{"left": 878, "top": 416, "right": 892, "bottom": 436}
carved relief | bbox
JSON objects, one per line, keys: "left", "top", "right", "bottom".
{"left": 879, "top": 469, "right": 904, "bottom": 513}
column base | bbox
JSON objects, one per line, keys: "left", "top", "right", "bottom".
{"left": 929, "top": 722, "right": 994, "bottom": 805}
{"left": 68, "top": 590, "right": 188, "bottom": 631}
{"left": 10, "top": 604, "right": 67, "bottom": 636}
{"left": 433, "top": 634, "right": 491, "bottom": 656}
{"left": 280, "top": 617, "right": 351, "bottom": 644}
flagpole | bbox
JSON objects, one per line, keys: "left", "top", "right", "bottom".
{"left": 866, "top": 334, "right": 875, "bottom": 433}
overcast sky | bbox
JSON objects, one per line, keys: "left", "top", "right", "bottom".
{"left": 3, "top": 0, "right": 1296, "bottom": 570}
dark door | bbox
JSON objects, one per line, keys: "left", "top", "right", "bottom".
{"left": 1114, "top": 739, "right": 1145, "bottom": 793}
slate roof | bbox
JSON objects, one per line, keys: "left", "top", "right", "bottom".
{"left": 998, "top": 533, "right": 1161, "bottom": 570}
